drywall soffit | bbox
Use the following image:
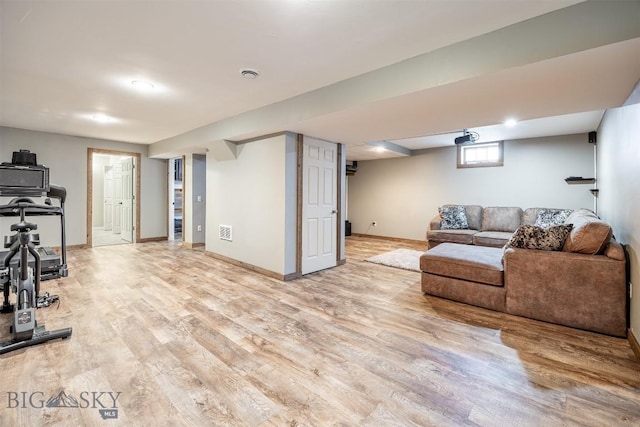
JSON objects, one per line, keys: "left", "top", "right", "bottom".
{"left": 206, "top": 140, "right": 238, "bottom": 161}
{"left": 367, "top": 140, "right": 413, "bottom": 156}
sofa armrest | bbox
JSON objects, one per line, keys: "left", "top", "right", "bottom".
{"left": 504, "top": 248, "right": 627, "bottom": 337}
{"left": 426, "top": 214, "right": 442, "bottom": 241}
{"left": 429, "top": 214, "right": 442, "bottom": 231}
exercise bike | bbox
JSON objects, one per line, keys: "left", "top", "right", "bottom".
{"left": 0, "top": 150, "right": 72, "bottom": 355}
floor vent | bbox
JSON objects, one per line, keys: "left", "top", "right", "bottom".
{"left": 219, "top": 225, "right": 232, "bottom": 241}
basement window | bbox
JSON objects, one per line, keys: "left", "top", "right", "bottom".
{"left": 457, "top": 141, "right": 504, "bottom": 168}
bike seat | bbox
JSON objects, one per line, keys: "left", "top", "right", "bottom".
{"left": 10, "top": 221, "right": 37, "bottom": 232}
{"left": 3, "top": 232, "right": 39, "bottom": 248}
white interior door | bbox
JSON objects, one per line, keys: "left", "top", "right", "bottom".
{"left": 112, "top": 162, "right": 123, "bottom": 234}
{"left": 103, "top": 165, "right": 113, "bottom": 231}
{"left": 302, "top": 138, "right": 338, "bottom": 275}
{"left": 120, "top": 157, "right": 134, "bottom": 242}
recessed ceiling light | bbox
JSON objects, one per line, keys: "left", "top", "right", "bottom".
{"left": 91, "top": 113, "right": 113, "bottom": 123}
{"left": 240, "top": 68, "right": 260, "bottom": 79}
{"left": 131, "top": 80, "right": 155, "bottom": 90}
{"left": 87, "top": 113, "right": 121, "bottom": 124}
{"left": 375, "top": 146, "right": 386, "bottom": 153}
{"left": 504, "top": 118, "right": 518, "bottom": 127}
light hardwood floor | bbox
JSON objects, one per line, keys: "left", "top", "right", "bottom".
{"left": 1, "top": 236, "right": 639, "bottom": 426}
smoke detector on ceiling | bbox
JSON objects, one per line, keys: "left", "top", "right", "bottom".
{"left": 240, "top": 68, "right": 260, "bottom": 79}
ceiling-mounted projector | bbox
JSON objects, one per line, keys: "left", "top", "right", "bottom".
{"left": 454, "top": 134, "right": 473, "bottom": 145}
{"left": 454, "top": 129, "right": 479, "bottom": 145}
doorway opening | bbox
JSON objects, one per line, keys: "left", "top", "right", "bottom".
{"left": 168, "top": 157, "right": 184, "bottom": 242}
{"left": 87, "top": 149, "right": 141, "bottom": 247}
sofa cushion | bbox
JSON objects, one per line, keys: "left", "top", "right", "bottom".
{"left": 438, "top": 204, "right": 483, "bottom": 231}
{"left": 506, "top": 224, "right": 573, "bottom": 251}
{"left": 523, "top": 207, "right": 568, "bottom": 225}
{"left": 563, "top": 209, "right": 612, "bottom": 255}
{"left": 482, "top": 207, "right": 523, "bottom": 232}
{"left": 421, "top": 273, "right": 506, "bottom": 312}
{"left": 420, "top": 243, "right": 504, "bottom": 287}
{"left": 522, "top": 208, "right": 540, "bottom": 226}
{"left": 473, "top": 231, "right": 513, "bottom": 248}
{"left": 427, "top": 229, "right": 477, "bottom": 246}
{"left": 462, "top": 205, "right": 483, "bottom": 231}
{"left": 534, "top": 208, "right": 573, "bottom": 228}
{"left": 438, "top": 205, "right": 468, "bottom": 229}
{"left": 604, "top": 239, "right": 625, "bottom": 261}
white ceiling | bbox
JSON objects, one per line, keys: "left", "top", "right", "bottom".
{"left": 1, "top": 0, "right": 639, "bottom": 160}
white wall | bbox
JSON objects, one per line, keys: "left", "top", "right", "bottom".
{"left": 184, "top": 154, "right": 206, "bottom": 244}
{"left": 284, "top": 136, "right": 298, "bottom": 273}
{"left": 339, "top": 144, "right": 346, "bottom": 262}
{"left": 347, "top": 134, "right": 594, "bottom": 240}
{"left": 205, "top": 133, "right": 297, "bottom": 276}
{"left": 139, "top": 155, "right": 168, "bottom": 240}
{"left": 91, "top": 155, "right": 110, "bottom": 227}
{"left": 597, "top": 84, "right": 640, "bottom": 338}
{"left": 0, "top": 127, "right": 167, "bottom": 246}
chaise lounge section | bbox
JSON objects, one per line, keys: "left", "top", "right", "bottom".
{"left": 420, "top": 243, "right": 506, "bottom": 312}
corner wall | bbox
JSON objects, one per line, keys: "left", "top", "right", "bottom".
{"left": 0, "top": 127, "right": 168, "bottom": 246}
{"left": 184, "top": 154, "right": 206, "bottom": 245}
{"left": 597, "top": 82, "right": 640, "bottom": 339}
{"left": 205, "top": 133, "right": 297, "bottom": 276}
{"left": 347, "top": 134, "right": 594, "bottom": 241}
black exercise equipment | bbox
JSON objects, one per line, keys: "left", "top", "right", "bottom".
{"left": 0, "top": 189, "right": 69, "bottom": 281}
{"left": 0, "top": 150, "right": 72, "bottom": 355}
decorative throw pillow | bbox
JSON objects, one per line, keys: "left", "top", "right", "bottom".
{"left": 506, "top": 224, "right": 573, "bottom": 251}
{"left": 438, "top": 205, "right": 469, "bottom": 230}
{"left": 534, "top": 209, "right": 573, "bottom": 228}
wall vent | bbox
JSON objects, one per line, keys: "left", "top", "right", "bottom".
{"left": 219, "top": 225, "right": 232, "bottom": 241}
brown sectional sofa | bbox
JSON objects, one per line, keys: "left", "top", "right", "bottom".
{"left": 421, "top": 206, "right": 628, "bottom": 337}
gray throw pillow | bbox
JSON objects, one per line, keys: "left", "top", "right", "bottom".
{"left": 506, "top": 224, "right": 573, "bottom": 251}
{"left": 438, "top": 205, "right": 469, "bottom": 230}
{"left": 534, "top": 209, "right": 573, "bottom": 228}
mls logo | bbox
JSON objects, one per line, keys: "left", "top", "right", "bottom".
{"left": 46, "top": 391, "right": 78, "bottom": 408}
{"left": 99, "top": 409, "right": 119, "bottom": 419}
{"left": 6, "top": 389, "right": 121, "bottom": 419}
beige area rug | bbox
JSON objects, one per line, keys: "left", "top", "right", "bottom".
{"left": 364, "top": 248, "right": 423, "bottom": 272}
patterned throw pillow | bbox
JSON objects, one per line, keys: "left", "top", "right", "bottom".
{"left": 534, "top": 209, "right": 573, "bottom": 228}
{"left": 438, "top": 205, "right": 469, "bottom": 230}
{"left": 506, "top": 224, "right": 573, "bottom": 251}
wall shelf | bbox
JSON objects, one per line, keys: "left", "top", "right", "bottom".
{"left": 565, "top": 177, "right": 596, "bottom": 184}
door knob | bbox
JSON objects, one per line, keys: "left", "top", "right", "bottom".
{"left": 331, "top": 210, "right": 337, "bottom": 214}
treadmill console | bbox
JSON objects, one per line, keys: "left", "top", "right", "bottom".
{"left": 0, "top": 150, "right": 50, "bottom": 197}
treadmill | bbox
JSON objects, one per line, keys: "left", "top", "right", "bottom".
{"left": 0, "top": 185, "right": 69, "bottom": 281}
{"left": 0, "top": 150, "right": 68, "bottom": 283}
